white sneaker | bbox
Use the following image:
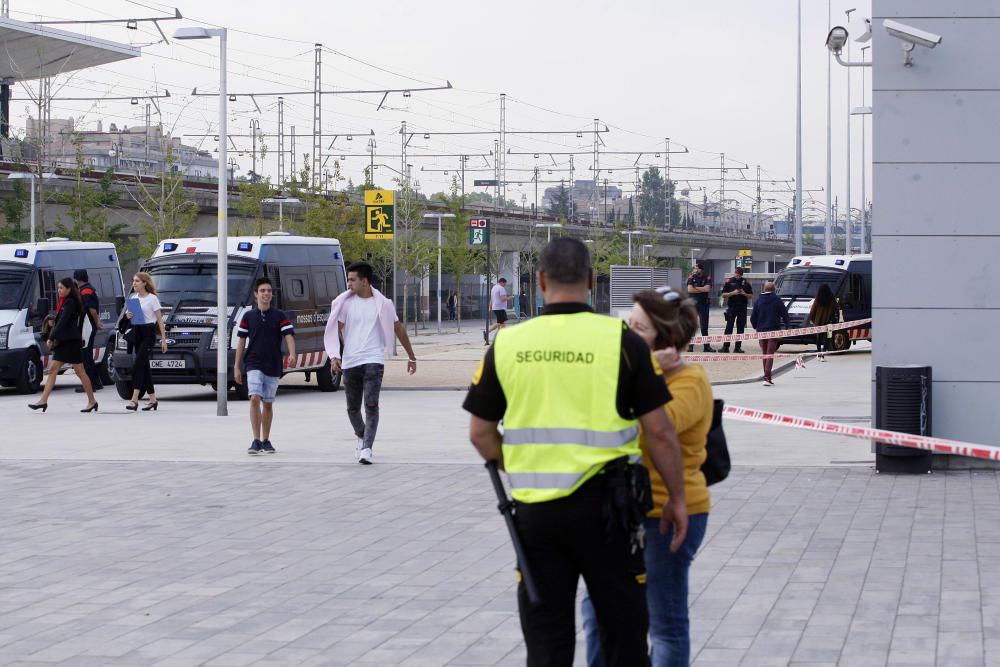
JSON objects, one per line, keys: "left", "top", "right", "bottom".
{"left": 355, "top": 437, "right": 364, "bottom": 456}
{"left": 358, "top": 447, "right": 373, "bottom": 465}
{"left": 763, "top": 379, "right": 774, "bottom": 387}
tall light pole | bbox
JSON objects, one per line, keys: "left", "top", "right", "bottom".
{"left": 8, "top": 172, "right": 58, "bottom": 243}
{"left": 825, "top": 0, "right": 833, "bottom": 255}
{"left": 262, "top": 196, "right": 301, "bottom": 233}
{"left": 793, "top": 0, "right": 804, "bottom": 256}
{"left": 623, "top": 230, "right": 642, "bottom": 266}
{"left": 424, "top": 212, "right": 455, "bottom": 333}
{"left": 845, "top": 7, "right": 856, "bottom": 255}
{"left": 535, "top": 222, "right": 562, "bottom": 243}
{"left": 175, "top": 25, "right": 229, "bottom": 417}
{"left": 860, "top": 44, "right": 869, "bottom": 254}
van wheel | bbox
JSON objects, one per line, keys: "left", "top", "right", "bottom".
{"left": 15, "top": 349, "right": 42, "bottom": 394}
{"left": 114, "top": 379, "right": 133, "bottom": 400}
{"left": 98, "top": 346, "right": 114, "bottom": 386}
{"left": 316, "top": 359, "right": 339, "bottom": 392}
{"left": 830, "top": 331, "right": 851, "bottom": 352}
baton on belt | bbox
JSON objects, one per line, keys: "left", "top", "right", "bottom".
{"left": 485, "top": 460, "right": 542, "bottom": 606}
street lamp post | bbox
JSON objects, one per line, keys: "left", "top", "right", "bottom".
{"left": 845, "top": 6, "right": 856, "bottom": 255}
{"left": 622, "top": 230, "right": 642, "bottom": 266}
{"left": 262, "top": 196, "right": 301, "bottom": 232}
{"left": 424, "top": 212, "right": 455, "bottom": 333}
{"left": 8, "top": 172, "right": 58, "bottom": 243}
{"left": 534, "top": 222, "right": 562, "bottom": 243}
{"left": 174, "top": 25, "right": 229, "bottom": 417}
{"left": 690, "top": 247, "right": 702, "bottom": 273}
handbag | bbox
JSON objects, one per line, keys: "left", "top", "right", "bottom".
{"left": 701, "top": 399, "right": 731, "bottom": 486}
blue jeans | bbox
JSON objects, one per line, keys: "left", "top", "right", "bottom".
{"left": 581, "top": 513, "right": 709, "bottom": 667}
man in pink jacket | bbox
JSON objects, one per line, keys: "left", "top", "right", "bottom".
{"left": 324, "top": 262, "right": 417, "bottom": 464}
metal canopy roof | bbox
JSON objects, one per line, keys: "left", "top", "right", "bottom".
{"left": 0, "top": 17, "right": 139, "bottom": 82}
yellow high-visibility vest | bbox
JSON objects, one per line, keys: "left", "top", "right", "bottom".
{"left": 494, "top": 311, "right": 641, "bottom": 503}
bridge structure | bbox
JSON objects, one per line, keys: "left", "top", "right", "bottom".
{"left": 0, "top": 165, "right": 819, "bottom": 278}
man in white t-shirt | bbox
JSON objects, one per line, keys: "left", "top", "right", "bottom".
{"left": 485, "top": 277, "right": 514, "bottom": 345}
{"left": 325, "top": 262, "right": 417, "bottom": 464}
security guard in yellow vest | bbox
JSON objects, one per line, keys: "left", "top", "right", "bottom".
{"left": 464, "top": 238, "right": 688, "bottom": 667}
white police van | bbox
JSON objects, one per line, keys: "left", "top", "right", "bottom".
{"left": 0, "top": 240, "right": 124, "bottom": 393}
{"left": 112, "top": 233, "right": 347, "bottom": 399}
{"left": 774, "top": 254, "right": 872, "bottom": 351}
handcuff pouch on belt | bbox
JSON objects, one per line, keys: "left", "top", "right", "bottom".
{"left": 600, "top": 456, "right": 653, "bottom": 553}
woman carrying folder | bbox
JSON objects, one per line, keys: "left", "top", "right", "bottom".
{"left": 28, "top": 278, "right": 99, "bottom": 413}
{"left": 124, "top": 272, "right": 167, "bottom": 411}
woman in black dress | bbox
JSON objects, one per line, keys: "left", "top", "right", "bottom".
{"left": 28, "top": 277, "right": 99, "bottom": 412}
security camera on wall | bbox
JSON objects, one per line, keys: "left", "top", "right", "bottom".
{"left": 883, "top": 20, "right": 942, "bottom": 49}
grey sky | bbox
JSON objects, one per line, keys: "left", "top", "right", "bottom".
{"left": 19, "top": 0, "right": 872, "bottom": 215}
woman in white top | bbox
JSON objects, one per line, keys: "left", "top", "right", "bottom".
{"left": 124, "top": 272, "right": 167, "bottom": 411}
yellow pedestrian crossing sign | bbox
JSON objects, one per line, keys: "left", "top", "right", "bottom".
{"left": 364, "top": 190, "right": 395, "bottom": 239}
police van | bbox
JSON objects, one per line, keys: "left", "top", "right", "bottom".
{"left": 112, "top": 233, "right": 347, "bottom": 399}
{"left": 774, "top": 254, "right": 872, "bottom": 351}
{"left": 0, "top": 240, "right": 124, "bottom": 393}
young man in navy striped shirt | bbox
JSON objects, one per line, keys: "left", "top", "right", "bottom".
{"left": 234, "top": 277, "right": 296, "bottom": 455}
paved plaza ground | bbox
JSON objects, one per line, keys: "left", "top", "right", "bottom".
{"left": 1, "top": 322, "right": 997, "bottom": 666}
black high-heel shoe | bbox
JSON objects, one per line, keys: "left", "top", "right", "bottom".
{"left": 125, "top": 401, "right": 139, "bottom": 411}
{"left": 81, "top": 403, "right": 99, "bottom": 413}
{"left": 28, "top": 403, "right": 48, "bottom": 412}
{"left": 141, "top": 401, "right": 158, "bottom": 412}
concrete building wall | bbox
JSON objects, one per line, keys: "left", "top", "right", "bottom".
{"left": 873, "top": 1, "right": 1000, "bottom": 444}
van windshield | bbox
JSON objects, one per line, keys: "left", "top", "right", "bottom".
{"left": 775, "top": 268, "right": 843, "bottom": 299}
{"left": 0, "top": 264, "right": 30, "bottom": 310}
{"left": 144, "top": 262, "right": 256, "bottom": 308}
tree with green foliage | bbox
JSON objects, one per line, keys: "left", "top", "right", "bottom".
{"left": 54, "top": 135, "right": 125, "bottom": 243}
{"left": 0, "top": 177, "right": 28, "bottom": 243}
{"left": 128, "top": 143, "right": 201, "bottom": 259}
{"left": 233, "top": 178, "right": 274, "bottom": 236}
{"left": 393, "top": 173, "right": 431, "bottom": 332}
{"left": 435, "top": 181, "right": 482, "bottom": 332}
{"left": 546, "top": 183, "right": 570, "bottom": 218}
{"left": 589, "top": 223, "right": 628, "bottom": 277}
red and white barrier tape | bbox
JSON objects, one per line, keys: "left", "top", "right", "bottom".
{"left": 685, "top": 347, "right": 854, "bottom": 366}
{"left": 724, "top": 404, "right": 1000, "bottom": 462}
{"left": 691, "top": 318, "right": 872, "bottom": 345}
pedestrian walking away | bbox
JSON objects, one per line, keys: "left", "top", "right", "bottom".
{"left": 324, "top": 261, "right": 417, "bottom": 465}
{"left": 719, "top": 266, "right": 752, "bottom": 354}
{"left": 750, "top": 280, "right": 790, "bottom": 386}
{"left": 234, "top": 277, "right": 296, "bottom": 455}
{"left": 464, "top": 238, "right": 688, "bottom": 667}
{"left": 123, "top": 272, "right": 167, "bottom": 411}
{"left": 72, "top": 269, "right": 104, "bottom": 392}
{"left": 581, "top": 286, "right": 714, "bottom": 667}
{"left": 807, "top": 283, "right": 840, "bottom": 362}
{"left": 485, "top": 277, "right": 514, "bottom": 344}
{"left": 28, "top": 277, "right": 99, "bottom": 413}
{"left": 447, "top": 290, "right": 457, "bottom": 321}
{"left": 686, "top": 263, "right": 714, "bottom": 352}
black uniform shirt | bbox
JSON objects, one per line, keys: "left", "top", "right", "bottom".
{"left": 78, "top": 281, "right": 100, "bottom": 323}
{"left": 463, "top": 303, "right": 671, "bottom": 422}
{"left": 722, "top": 276, "right": 753, "bottom": 309}
{"left": 686, "top": 272, "right": 713, "bottom": 305}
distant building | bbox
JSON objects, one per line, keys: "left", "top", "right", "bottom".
{"left": 24, "top": 117, "right": 218, "bottom": 180}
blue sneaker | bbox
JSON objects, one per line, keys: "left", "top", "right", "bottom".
{"left": 261, "top": 440, "right": 276, "bottom": 454}
{"left": 248, "top": 439, "right": 262, "bottom": 455}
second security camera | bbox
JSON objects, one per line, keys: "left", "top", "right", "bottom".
{"left": 884, "top": 19, "right": 942, "bottom": 49}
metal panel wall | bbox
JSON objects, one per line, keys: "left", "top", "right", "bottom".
{"left": 873, "top": 0, "right": 1000, "bottom": 446}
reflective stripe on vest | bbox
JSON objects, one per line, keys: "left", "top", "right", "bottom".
{"left": 494, "top": 311, "right": 643, "bottom": 504}
{"left": 503, "top": 425, "right": 639, "bottom": 448}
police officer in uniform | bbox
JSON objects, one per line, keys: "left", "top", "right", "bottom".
{"left": 73, "top": 269, "right": 103, "bottom": 392}
{"left": 464, "top": 238, "right": 688, "bottom": 667}
{"left": 720, "top": 266, "right": 753, "bottom": 353}
{"left": 686, "top": 263, "right": 715, "bottom": 352}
